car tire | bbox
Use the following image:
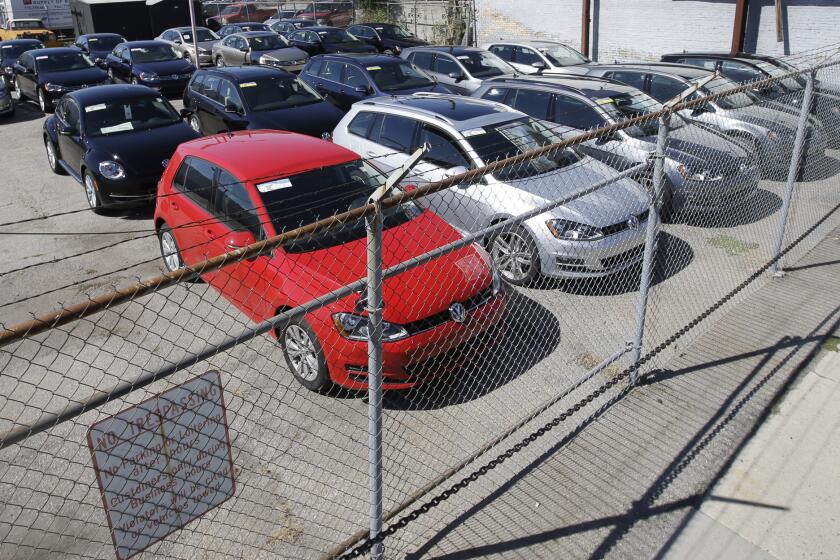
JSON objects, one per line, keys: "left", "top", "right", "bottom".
{"left": 489, "top": 224, "right": 540, "bottom": 286}
{"left": 130, "top": 76, "right": 139, "bottom": 85}
{"left": 184, "top": 53, "right": 193, "bottom": 65}
{"left": 215, "top": 56, "right": 225, "bottom": 68}
{"left": 107, "top": 68, "right": 115, "bottom": 82}
{"left": 158, "top": 223, "right": 184, "bottom": 272}
{"left": 188, "top": 113, "right": 202, "bottom": 134}
{"left": 37, "top": 89, "right": 52, "bottom": 113}
{"left": 44, "top": 136, "right": 66, "bottom": 175}
{"left": 13, "top": 77, "right": 24, "bottom": 100}
{"left": 658, "top": 178, "right": 676, "bottom": 223}
{"left": 83, "top": 171, "right": 104, "bottom": 213}
{"left": 279, "top": 317, "right": 331, "bottom": 392}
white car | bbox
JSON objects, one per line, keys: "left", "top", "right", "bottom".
{"left": 331, "top": 93, "right": 650, "bottom": 285}
{"left": 481, "top": 40, "right": 590, "bottom": 75}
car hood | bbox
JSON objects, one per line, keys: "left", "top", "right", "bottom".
{"left": 502, "top": 157, "right": 649, "bottom": 227}
{"left": 38, "top": 66, "right": 108, "bottom": 86}
{"left": 723, "top": 103, "right": 801, "bottom": 133}
{"left": 89, "top": 122, "right": 198, "bottom": 177}
{"left": 246, "top": 100, "right": 344, "bottom": 136}
{"left": 638, "top": 123, "right": 748, "bottom": 175}
{"left": 251, "top": 46, "right": 308, "bottom": 62}
{"left": 280, "top": 210, "right": 493, "bottom": 324}
{"left": 133, "top": 58, "right": 193, "bottom": 75}
{"left": 325, "top": 41, "right": 375, "bottom": 53}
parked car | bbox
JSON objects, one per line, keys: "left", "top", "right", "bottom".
{"left": 156, "top": 27, "right": 221, "bottom": 66}
{"left": 345, "top": 23, "right": 428, "bottom": 55}
{"left": 299, "top": 53, "right": 449, "bottom": 111}
{"left": 0, "top": 79, "right": 13, "bottom": 117}
{"left": 154, "top": 129, "right": 506, "bottom": 391}
{"left": 105, "top": 41, "right": 195, "bottom": 96}
{"left": 577, "top": 62, "right": 826, "bottom": 175}
{"left": 268, "top": 18, "right": 317, "bottom": 38}
{"left": 13, "top": 48, "right": 110, "bottom": 113}
{"left": 183, "top": 66, "right": 343, "bottom": 136}
{"left": 43, "top": 85, "right": 198, "bottom": 211}
{"left": 0, "top": 19, "right": 58, "bottom": 46}
{"left": 218, "top": 22, "right": 272, "bottom": 38}
{"left": 212, "top": 31, "right": 309, "bottom": 71}
{"left": 288, "top": 26, "right": 376, "bottom": 56}
{"left": 733, "top": 52, "right": 840, "bottom": 98}
{"left": 265, "top": 9, "right": 299, "bottom": 23}
{"left": 483, "top": 40, "right": 590, "bottom": 74}
{"left": 72, "top": 34, "right": 125, "bottom": 67}
{"left": 206, "top": 3, "right": 277, "bottom": 30}
{"left": 332, "top": 93, "right": 650, "bottom": 285}
{"left": 400, "top": 46, "right": 516, "bottom": 95}
{"left": 1, "top": 39, "right": 44, "bottom": 87}
{"left": 471, "top": 76, "right": 760, "bottom": 219}
{"left": 295, "top": 2, "right": 354, "bottom": 27}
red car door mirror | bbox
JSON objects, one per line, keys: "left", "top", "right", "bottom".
{"left": 224, "top": 230, "right": 257, "bottom": 257}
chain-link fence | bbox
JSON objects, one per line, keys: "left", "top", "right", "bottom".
{"left": 1, "top": 44, "right": 840, "bottom": 560}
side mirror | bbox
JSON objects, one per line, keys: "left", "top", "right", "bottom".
{"left": 443, "top": 165, "right": 468, "bottom": 180}
{"left": 174, "top": 38, "right": 182, "bottom": 44}
{"left": 57, "top": 122, "right": 77, "bottom": 136}
{"left": 223, "top": 103, "right": 241, "bottom": 114}
{"left": 239, "top": 46, "right": 250, "bottom": 53}
{"left": 531, "top": 61, "right": 546, "bottom": 74}
{"left": 353, "top": 85, "right": 371, "bottom": 94}
{"left": 179, "top": 108, "right": 191, "bottom": 119}
{"left": 448, "top": 71, "right": 464, "bottom": 82}
{"left": 224, "top": 231, "right": 257, "bottom": 256}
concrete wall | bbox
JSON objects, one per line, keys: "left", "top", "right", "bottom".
{"left": 475, "top": 0, "right": 840, "bottom": 62}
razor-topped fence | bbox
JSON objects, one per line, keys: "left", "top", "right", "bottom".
{"left": 2, "top": 44, "right": 840, "bottom": 560}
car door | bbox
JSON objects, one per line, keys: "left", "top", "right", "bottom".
{"left": 512, "top": 46, "right": 544, "bottom": 73}
{"left": 603, "top": 70, "right": 647, "bottom": 93}
{"left": 216, "top": 79, "right": 248, "bottom": 131}
{"left": 314, "top": 59, "right": 344, "bottom": 103}
{"left": 432, "top": 53, "right": 465, "bottom": 93}
{"left": 552, "top": 93, "right": 631, "bottom": 167}
{"left": 363, "top": 112, "right": 418, "bottom": 173}
{"left": 55, "top": 99, "right": 85, "bottom": 176}
{"left": 115, "top": 46, "right": 132, "bottom": 81}
{"left": 167, "top": 156, "right": 219, "bottom": 267}
{"left": 340, "top": 64, "right": 371, "bottom": 109}
{"left": 15, "top": 52, "right": 37, "bottom": 98}
{"left": 196, "top": 73, "right": 226, "bottom": 132}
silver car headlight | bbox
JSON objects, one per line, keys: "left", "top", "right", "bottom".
{"left": 3, "top": 66, "right": 13, "bottom": 75}
{"left": 139, "top": 71, "right": 159, "bottom": 82}
{"left": 677, "top": 164, "right": 721, "bottom": 182}
{"left": 259, "top": 55, "right": 275, "bottom": 65}
{"left": 546, "top": 219, "right": 604, "bottom": 241}
{"left": 44, "top": 83, "right": 66, "bottom": 92}
{"left": 332, "top": 313, "right": 409, "bottom": 342}
{"left": 98, "top": 161, "right": 126, "bottom": 180}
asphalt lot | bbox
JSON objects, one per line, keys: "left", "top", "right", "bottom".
{"left": 0, "top": 91, "right": 839, "bottom": 559}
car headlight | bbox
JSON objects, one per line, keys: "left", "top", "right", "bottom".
{"left": 259, "top": 55, "right": 275, "bottom": 65}
{"left": 98, "top": 161, "right": 126, "bottom": 180}
{"left": 44, "top": 83, "right": 66, "bottom": 92}
{"left": 677, "top": 164, "right": 721, "bottom": 182}
{"left": 139, "top": 71, "right": 159, "bottom": 82}
{"left": 546, "top": 219, "right": 604, "bottom": 241}
{"left": 332, "top": 312, "right": 409, "bottom": 342}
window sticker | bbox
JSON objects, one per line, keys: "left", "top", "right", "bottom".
{"left": 240, "top": 81, "right": 257, "bottom": 88}
{"left": 456, "top": 56, "right": 470, "bottom": 60}
{"left": 595, "top": 97, "right": 615, "bottom": 105}
{"left": 131, "top": 48, "right": 148, "bottom": 53}
{"left": 36, "top": 56, "right": 48, "bottom": 60}
{"left": 85, "top": 103, "right": 107, "bottom": 113}
{"left": 100, "top": 122, "right": 134, "bottom": 134}
{"left": 257, "top": 178, "right": 292, "bottom": 193}
{"left": 366, "top": 66, "right": 381, "bottom": 71}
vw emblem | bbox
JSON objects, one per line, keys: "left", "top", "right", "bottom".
{"left": 449, "top": 302, "right": 468, "bottom": 323}
{"left": 627, "top": 215, "right": 640, "bottom": 230}
{"left": 161, "top": 158, "right": 170, "bottom": 169}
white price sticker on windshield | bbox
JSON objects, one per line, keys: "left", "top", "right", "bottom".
{"left": 131, "top": 48, "right": 148, "bottom": 53}
{"left": 100, "top": 122, "right": 134, "bottom": 134}
{"left": 257, "top": 178, "right": 292, "bottom": 193}
{"left": 240, "top": 82, "right": 257, "bottom": 88}
{"left": 85, "top": 104, "right": 107, "bottom": 113}
{"left": 36, "top": 56, "right": 48, "bottom": 60}
{"left": 366, "top": 66, "right": 381, "bottom": 71}
{"left": 595, "top": 97, "right": 614, "bottom": 105}
{"left": 456, "top": 56, "right": 470, "bottom": 60}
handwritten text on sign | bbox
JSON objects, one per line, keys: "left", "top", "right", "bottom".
{"left": 87, "top": 371, "right": 235, "bottom": 560}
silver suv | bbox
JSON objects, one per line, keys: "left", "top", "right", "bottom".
{"left": 331, "top": 93, "right": 650, "bottom": 285}
{"left": 399, "top": 46, "right": 516, "bottom": 95}
{"left": 482, "top": 40, "right": 590, "bottom": 75}
{"left": 156, "top": 27, "right": 221, "bottom": 66}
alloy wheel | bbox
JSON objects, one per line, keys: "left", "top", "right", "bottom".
{"left": 491, "top": 230, "right": 533, "bottom": 283}
{"left": 46, "top": 140, "right": 57, "bottom": 170}
{"left": 14, "top": 77, "right": 22, "bottom": 99}
{"left": 84, "top": 174, "right": 99, "bottom": 209}
{"left": 160, "top": 230, "right": 182, "bottom": 271}
{"left": 189, "top": 115, "right": 201, "bottom": 134}
{"left": 38, "top": 90, "right": 46, "bottom": 112}
{"left": 283, "top": 325, "right": 319, "bottom": 382}
{"left": 216, "top": 56, "right": 225, "bottom": 67}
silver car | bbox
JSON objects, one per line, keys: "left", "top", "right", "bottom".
{"left": 481, "top": 40, "right": 590, "bottom": 75}
{"left": 399, "top": 46, "right": 516, "bottom": 95}
{"left": 157, "top": 27, "right": 220, "bottom": 66}
{"left": 212, "top": 31, "right": 309, "bottom": 72}
{"left": 331, "top": 93, "right": 650, "bottom": 285}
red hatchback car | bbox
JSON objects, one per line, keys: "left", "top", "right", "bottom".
{"left": 154, "top": 130, "right": 505, "bottom": 391}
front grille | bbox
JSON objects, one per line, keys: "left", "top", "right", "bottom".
{"left": 601, "top": 244, "right": 644, "bottom": 270}
{"left": 601, "top": 209, "right": 649, "bottom": 237}
{"left": 403, "top": 284, "right": 495, "bottom": 336}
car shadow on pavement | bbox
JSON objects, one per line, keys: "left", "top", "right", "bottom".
{"left": 799, "top": 153, "right": 840, "bottom": 182}
{"left": 383, "top": 291, "right": 561, "bottom": 410}
{"left": 98, "top": 205, "right": 155, "bottom": 220}
{"left": 680, "top": 188, "right": 782, "bottom": 228}
{"left": 3, "top": 101, "right": 45, "bottom": 124}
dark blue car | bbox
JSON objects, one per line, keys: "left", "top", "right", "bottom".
{"left": 0, "top": 79, "right": 13, "bottom": 117}
{"left": 43, "top": 85, "right": 198, "bottom": 211}
{"left": 182, "top": 66, "right": 344, "bottom": 137}
{"left": 72, "top": 33, "right": 126, "bottom": 66}
{"left": 13, "top": 48, "right": 109, "bottom": 113}
{"left": 299, "top": 53, "right": 450, "bottom": 111}
{"left": 105, "top": 41, "right": 195, "bottom": 96}
{"left": 1, "top": 39, "right": 45, "bottom": 87}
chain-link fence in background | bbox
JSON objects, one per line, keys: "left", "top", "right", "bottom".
{"left": 1, "top": 44, "right": 840, "bottom": 560}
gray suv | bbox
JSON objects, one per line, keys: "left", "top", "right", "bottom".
{"left": 575, "top": 62, "right": 826, "bottom": 175}
{"left": 399, "top": 46, "right": 516, "bottom": 95}
{"left": 156, "top": 27, "right": 220, "bottom": 66}
{"left": 331, "top": 93, "right": 650, "bottom": 285}
{"left": 472, "top": 75, "right": 761, "bottom": 218}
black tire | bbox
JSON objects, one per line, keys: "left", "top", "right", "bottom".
{"left": 658, "top": 178, "right": 675, "bottom": 223}
{"left": 279, "top": 317, "right": 331, "bottom": 392}
{"left": 13, "top": 77, "right": 24, "bottom": 100}
{"left": 44, "top": 136, "right": 66, "bottom": 175}
{"left": 158, "top": 223, "right": 184, "bottom": 272}
{"left": 37, "top": 89, "right": 53, "bottom": 113}
{"left": 82, "top": 170, "right": 104, "bottom": 214}
{"left": 215, "top": 56, "right": 225, "bottom": 68}
{"left": 188, "top": 113, "right": 202, "bottom": 135}
{"left": 489, "top": 224, "right": 540, "bottom": 286}
{"left": 130, "top": 76, "right": 139, "bottom": 85}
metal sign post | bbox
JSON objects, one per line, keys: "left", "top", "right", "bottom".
{"left": 188, "top": 0, "right": 199, "bottom": 67}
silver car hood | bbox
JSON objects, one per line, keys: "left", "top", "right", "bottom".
{"left": 258, "top": 47, "right": 308, "bottom": 61}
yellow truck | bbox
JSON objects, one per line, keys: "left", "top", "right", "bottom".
{"left": 0, "top": 19, "right": 60, "bottom": 46}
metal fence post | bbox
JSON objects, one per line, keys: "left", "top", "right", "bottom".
{"left": 771, "top": 70, "right": 815, "bottom": 274}
{"left": 366, "top": 204, "right": 385, "bottom": 560}
{"left": 630, "top": 111, "right": 671, "bottom": 382}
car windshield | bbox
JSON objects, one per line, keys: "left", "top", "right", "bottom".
{"left": 247, "top": 34, "right": 288, "bottom": 50}
{"left": 35, "top": 51, "right": 94, "bottom": 72}
{"left": 130, "top": 45, "right": 179, "bottom": 62}
{"left": 182, "top": 29, "right": 219, "bottom": 42}
{"left": 317, "top": 29, "right": 355, "bottom": 43}
{"left": 539, "top": 44, "right": 588, "bottom": 66}
{"left": 88, "top": 36, "right": 124, "bottom": 50}
{"left": 699, "top": 75, "right": 756, "bottom": 109}
{"left": 238, "top": 75, "right": 322, "bottom": 111}
{"left": 256, "top": 160, "right": 421, "bottom": 252}
{"left": 465, "top": 117, "right": 581, "bottom": 181}
{"left": 240, "top": 23, "right": 270, "bottom": 32}
{"left": 375, "top": 25, "right": 412, "bottom": 39}
{"left": 598, "top": 91, "right": 684, "bottom": 138}
{"left": 84, "top": 96, "right": 181, "bottom": 137}
{"left": 755, "top": 60, "right": 803, "bottom": 91}
{"left": 367, "top": 62, "right": 434, "bottom": 91}
{"left": 455, "top": 51, "right": 513, "bottom": 78}
{"left": 1, "top": 43, "right": 40, "bottom": 59}
{"left": 11, "top": 21, "right": 44, "bottom": 30}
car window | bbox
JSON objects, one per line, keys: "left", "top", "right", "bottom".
{"left": 189, "top": 73, "right": 206, "bottom": 94}
{"left": 214, "top": 170, "right": 261, "bottom": 236}
{"left": 319, "top": 60, "right": 344, "bottom": 81}
{"left": 345, "top": 65, "right": 368, "bottom": 88}
{"left": 434, "top": 55, "right": 459, "bottom": 75}
{"left": 508, "top": 88, "right": 552, "bottom": 120}
{"left": 181, "top": 157, "right": 217, "bottom": 210}
{"left": 218, "top": 80, "right": 243, "bottom": 110}
{"left": 605, "top": 70, "right": 646, "bottom": 92}
{"left": 410, "top": 51, "right": 434, "bottom": 70}
{"left": 488, "top": 45, "right": 514, "bottom": 62}
{"left": 112, "top": 44, "right": 124, "bottom": 58}
{"left": 203, "top": 75, "right": 223, "bottom": 102}
{"left": 162, "top": 30, "right": 176, "bottom": 42}
{"left": 65, "top": 100, "right": 81, "bottom": 130}
{"left": 514, "top": 46, "right": 541, "bottom": 65}
{"left": 648, "top": 74, "right": 686, "bottom": 102}
{"left": 347, "top": 111, "right": 379, "bottom": 138}
{"left": 375, "top": 114, "right": 418, "bottom": 152}
{"left": 222, "top": 35, "right": 237, "bottom": 47}
{"left": 721, "top": 60, "right": 764, "bottom": 83}
{"left": 677, "top": 57, "right": 717, "bottom": 71}
{"left": 172, "top": 159, "right": 189, "bottom": 191}
{"left": 552, "top": 95, "right": 604, "bottom": 129}
{"left": 238, "top": 74, "right": 322, "bottom": 111}
{"left": 480, "top": 86, "right": 511, "bottom": 103}
{"left": 306, "top": 58, "right": 322, "bottom": 75}
{"left": 418, "top": 125, "right": 469, "bottom": 168}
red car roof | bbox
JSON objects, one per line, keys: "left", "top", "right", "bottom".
{"left": 176, "top": 130, "right": 360, "bottom": 182}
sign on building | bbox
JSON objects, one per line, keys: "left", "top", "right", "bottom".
{"left": 87, "top": 370, "right": 235, "bottom": 560}
{"left": 0, "top": 0, "right": 72, "bottom": 29}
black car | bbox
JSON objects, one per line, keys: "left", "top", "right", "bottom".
{"left": 287, "top": 26, "right": 377, "bottom": 56}
{"left": 43, "top": 85, "right": 198, "bottom": 211}
{"left": 1, "top": 39, "right": 44, "bottom": 87}
{"left": 345, "top": 23, "right": 428, "bottom": 55}
{"left": 0, "top": 79, "right": 13, "bottom": 117}
{"left": 299, "top": 53, "right": 449, "bottom": 111}
{"left": 13, "top": 48, "right": 110, "bottom": 113}
{"left": 72, "top": 33, "right": 125, "bottom": 66}
{"left": 182, "top": 66, "right": 343, "bottom": 136}
{"left": 105, "top": 41, "right": 195, "bottom": 96}
{"left": 268, "top": 18, "right": 316, "bottom": 38}
{"left": 218, "top": 22, "right": 272, "bottom": 38}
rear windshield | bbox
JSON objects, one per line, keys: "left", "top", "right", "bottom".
{"left": 239, "top": 75, "right": 322, "bottom": 111}
{"left": 1, "top": 42, "right": 41, "bottom": 59}
{"left": 130, "top": 44, "right": 179, "bottom": 63}
{"left": 35, "top": 51, "right": 94, "bottom": 72}
{"left": 317, "top": 29, "right": 355, "bottom": 43}
{"left": 455, "top": 51, "right": 512, "bottom": 78}
{"left": 84, "top": 95, "right": 181, "bottom": 137}
{"left": 367, "top": 61, "right": 434, "bottom": 92}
